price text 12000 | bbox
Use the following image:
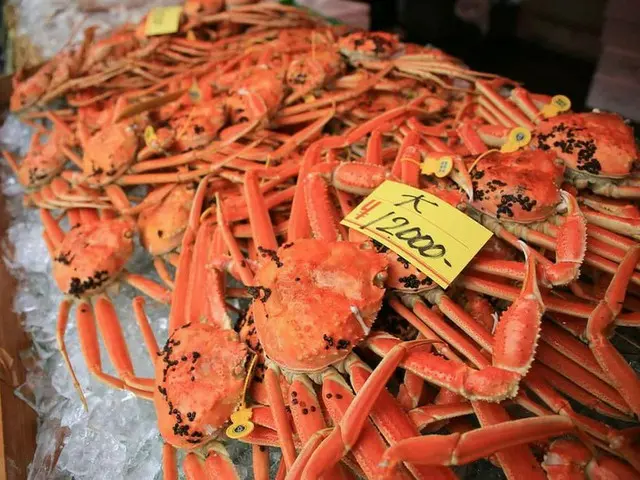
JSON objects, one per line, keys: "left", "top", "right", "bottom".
{"left": 361, "top": 211, "right": 451, "bottom": 267}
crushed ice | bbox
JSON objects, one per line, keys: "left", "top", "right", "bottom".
{"left": 1, "top": 109, "right": 271, "bottom": 478}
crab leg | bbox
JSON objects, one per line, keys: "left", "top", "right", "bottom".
{"left": 93, "top": 294, "right": 153, "bottom": 392}
{"left": 519, "top": 369, "right": 640, "bottom": 470}
{"left": 251, "top": 445, "right": 270, "bottom": 480}
{"left": 345, "top": 354, "right": 457, "bottom": 480}
{"left": 183, "top": 443, "right": 240, "bottom": 480}
{"left": 286, "top": 430, "right": 333, "bottom": 480}
{"left": 535, "top": 342, "right": 632, "bottom": 416}
{"left": 582, "top": 205, "right": 640, "bottom": 240}
{"left": 183, "top": 217, "right": 231, "bottom": 328}
{"left": 542, "top": 438, "right": 640, "bottom": 480}
{"left": 285, "top": 376, "right": 353, "bottom": 479}
{"left": 264, "top": 365, "right": 297, "bottom": 470}
{"left": 409, "top": 402, "right": 475, "bottom": 430}
{"left": 586, "top": 246, "right": 640, "bottom": 416}
{"left": 539, "top": 322, "right": 611, "bottom": 385}
{"left": 379, "top": 415, "right": 572, "bottom": 473}
{"left": 475, "top": 79, "right": 535, "bottom": 129}
{"left": 75, "top": 300, "right": 151, "bottom": 399}
{"left": 122, "top": 272, "right": 171, "bottom": 304}
{"left": 56, "top": 299, "right": 88, "bottom": 409}
{"left": 530, "top": 363, "right": 632, "bottom": 421}
{"left": 303, "top": 368, "right": 411, "bottom": 480}
{"left": 287, "top": 143, "right": 321, "bottom": 242}
{"left": 132, "top": 297, "right": 160, "bottom": 361}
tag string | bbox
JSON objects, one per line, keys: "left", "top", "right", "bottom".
{"left": 240, "top": 352, "right": 259, "bottom": 408}
{"left": 401, "top": 156, "right": 422, "bottom": 167}
{"left": 469, "top": 148, "right": 498, "bottom": 172}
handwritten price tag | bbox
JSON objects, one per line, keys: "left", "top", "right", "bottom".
{"left": 341, "top": 181, "right": 492, "bottom": 288}
{"left": 145, "top": 6, "right": 183, "bottom": 36}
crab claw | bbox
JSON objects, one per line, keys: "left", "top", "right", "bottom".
{"left": 492, "top": 241, "right": 545, "bottom": 378}
{"left": 540, "top": 190, "right": 587, "bottom": 286}
{"left": 449, "top": 155, "right": 475, "bottom": 202}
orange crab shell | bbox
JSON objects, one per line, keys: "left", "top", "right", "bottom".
{"left": 154, "top": 323, "right": 248, "bottom": 449}
{"left": 226, "top": 67, "right": 287, "bottom": 123}
{"left": 83, "top": 122, "right": 140, "bottom": 187}
{"left": 19, "top": 140, "right": 67, "bottom": 190}
{"left": 168, "top": 103, "right": 226, "bottom": 151}
{"left": 469, "top": 149, "right": 565, "bottom": 223}
{"left": 138, "top": 184, "right": 195, "bottom": 256}
{"left": 338, "top": 31, "right": 401, "bottom": 62}
{"left": 251, "top": 239, "right": 388, "bottom": 373}
{"left": 534, "top": 112, "right": 638, "bottom": 178}
{"left": 52, "top": 217, "right": 135, "bottom": 297}
{"left": 286, "top": 50, "right": 345, "bottom": 90}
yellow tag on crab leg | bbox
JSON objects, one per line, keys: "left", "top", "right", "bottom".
{"left": 500, "top": 127, "right": 531, "bottom": 153}
{"left": 341, "top": 181, "right": 492, "bottom": 289}
{"left": 421, "top": 155, "right": 453, "bottom": 178}
{"left": 225, "top": 353, "right": 258, "bottom": 439}
{"left": 145, "top": 6, "right": 183, "bottom": 36}
{"left": 226, "top": 407, "right": 255, "bottom": 439}
{"left": 541, "top": 95, "right": 572, "bottom": 119}
{"left": 144, "top": 126, "right": 158, "bottom": 148}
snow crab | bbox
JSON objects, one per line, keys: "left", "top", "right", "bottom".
{"left": 115, "top": 180, "right": 281, "bottom": 478}
{"left": 452, "top": 148, "right": 588, "bottom": 287}
{"left": 464, "top": 80, "right": 640, "bottom": 242}
{"left": 1, "top": 114, "right": 110, "bottom": 210}
{"left": 40, "top": 207, "right": 170, "bottom": 409}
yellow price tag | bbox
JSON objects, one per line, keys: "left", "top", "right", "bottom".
{"left": 500, "top": 127, "right": 531, "bottom": 153}
{"left": 421, "top": 155, "right": 453, "bottom": 178}
{"left": 145, "top": 6, "right": 183, "bottom": 36}
{"left": 144, "top": 126, "right": 158, "bottom": 148}
{"left": 226, "top": 407, "right": 254, "bottom": 439}
{"left": 541, "top": 94, "right": 572, "bottom": 119}
{"left": 341, "top": 181, "right": 492, "bottom": 288}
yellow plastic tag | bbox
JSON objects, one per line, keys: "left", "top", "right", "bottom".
{"left": 500, "top": 127, "right": 531, "bottom": 153}
{"left": 225, "top": 353, "right": 258, "bottom": 439}
{"left": 303, "top": 94, "right": 316, "bottom": 103}
{"left": 226, "top": 407, "right": 254, "bottom": 439}
{"left": 541, "top": 94, "right": 572, "bottom": 118}
{"left": 188, "top": 80, "right": 201, "bottom": 102}
{"left": 145, "top": 6, "right": 183, "bottom": 36}
{"left": 341, "top": 181, "right": 492, "bottom": 288}
{"left": 421, "top": 155, "right": 453, "bottom": 178}
{"left": 144, "top": 126, "right": 158, "bottom": 148}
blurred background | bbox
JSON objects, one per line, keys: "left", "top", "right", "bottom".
{"left": 301, "top": 0, "right": 640, "bottom": 124}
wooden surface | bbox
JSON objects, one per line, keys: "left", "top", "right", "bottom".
{"left": 0, "top": 191, "right": 37, "bottom": 480}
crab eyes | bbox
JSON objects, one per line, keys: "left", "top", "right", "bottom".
{"left": 124, "top": 230, "right": 134, "bottom": 239}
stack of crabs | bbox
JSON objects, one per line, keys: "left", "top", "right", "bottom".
{"left": 3, "top": 1, "right": 640, "bottom": 479}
